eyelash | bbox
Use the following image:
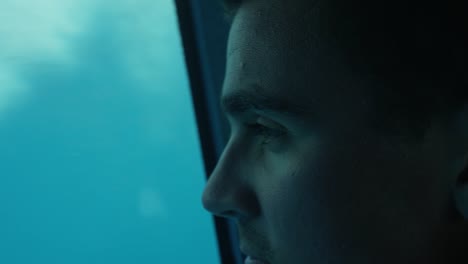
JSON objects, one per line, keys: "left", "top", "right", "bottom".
{"left": 247, "top": 123, "right": 285, "bottom": 144}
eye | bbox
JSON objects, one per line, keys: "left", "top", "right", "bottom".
{"left": 247, "top": 119, "right": 286, "bottom": 145}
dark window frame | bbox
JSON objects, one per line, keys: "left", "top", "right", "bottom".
{"left": 174, "top": 1, "right": 243, "bottom": 264}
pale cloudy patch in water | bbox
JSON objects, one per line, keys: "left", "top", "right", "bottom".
{"left": 138, "top": 187, "right": 168, "bottom": 220}
{"left": 0, "top": 0, "right": 92, "bottom": 61}
{"left": 0, "top": 0, "right": 93, "bottom": 119}
{"left": 0, "top": 64, "right": 28, "bottom": 117}
{"left": 106, "top": 0, "right": 182, "bottom": 95}
{"left": 0, "top": 0, "right": 181, "bottom": 120}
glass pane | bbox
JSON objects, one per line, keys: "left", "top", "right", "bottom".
{"left": 0, "top": 1, "right": 220, "bottom": 263}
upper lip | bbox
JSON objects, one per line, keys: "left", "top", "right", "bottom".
{"left": 240, "top": 245, "right": 270, "bottom": 263}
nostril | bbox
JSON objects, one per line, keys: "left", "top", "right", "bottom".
{"left": 201, "top": 186, "right": 238, "bottom": 218}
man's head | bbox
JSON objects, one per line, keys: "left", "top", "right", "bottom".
{"left": 202, "top": 0, "right": 468, "bottom": 263}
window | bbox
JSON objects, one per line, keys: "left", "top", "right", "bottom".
{"left": 0, "top": 1, "right": 220, "bottom": 263}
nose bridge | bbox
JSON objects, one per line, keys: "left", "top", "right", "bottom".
{"left": 201, "top": 137, "right": 257, "bottom": 219}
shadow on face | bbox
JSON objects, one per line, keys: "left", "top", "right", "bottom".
{"left": 202, "top": 1, "right": 468, "bottom": 263}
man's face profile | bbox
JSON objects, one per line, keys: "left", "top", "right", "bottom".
{"left": 201, "top": 0, "right": 468, "bottom": 263}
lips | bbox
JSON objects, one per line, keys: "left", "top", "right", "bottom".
{"left": 241, "top": 246, "right": 270, "bottom": 264}
{"left": 244, "top": 255, "right": 269, "bottom": 264}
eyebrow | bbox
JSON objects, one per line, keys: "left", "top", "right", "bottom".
{"left": 220, "top": 85, "right": 310, "bottom": 118}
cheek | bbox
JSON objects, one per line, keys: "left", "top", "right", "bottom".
{"left": 261, "top": 148, "right": 338, "bottom": 252}
{"left": 262, "top": 135, "right": 451, "bottom": 262}
{"left": 259, "top": 144, "right": 377, "bottom": 262}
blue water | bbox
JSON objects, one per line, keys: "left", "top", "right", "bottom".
{"left": 0, "top": 1, "right": 220, "bottom": 263}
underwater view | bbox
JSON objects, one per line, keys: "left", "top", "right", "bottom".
{"left": 0, "top": 0, "right": 220, "bottom": 263}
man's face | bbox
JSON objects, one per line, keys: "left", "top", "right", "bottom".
{"left": 202, "top": 1, "right": 457, "bottom": 263}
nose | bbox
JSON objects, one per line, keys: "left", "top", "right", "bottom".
{"left": 201, "top": 140, "right": 259, "bottom": 220}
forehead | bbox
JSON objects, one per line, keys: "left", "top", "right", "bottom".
{"left": 223, "top": 1, "right": 322, "bottom": 110}
{"left": 226, "top": 0, "right": 321, "bottom": 67}
{"left": 222, "top": 0, "right": 366, "bottom": 120}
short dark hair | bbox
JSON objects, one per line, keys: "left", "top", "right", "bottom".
{"left": 220, "top": 0, "right": 468, "bottom": 141}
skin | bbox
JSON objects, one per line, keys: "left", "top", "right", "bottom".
{"left": 202, "top": 0, "right": 468, "bottom": 263}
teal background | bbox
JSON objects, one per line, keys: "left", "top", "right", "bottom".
{"left": 0, "top": 1, "right": 220, "bottom": 263}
